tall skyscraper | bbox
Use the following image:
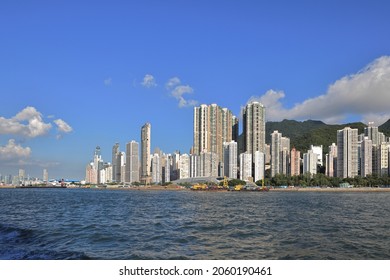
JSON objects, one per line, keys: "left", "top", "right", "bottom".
{"left": 193, "top": 104, "right": 237, "bottom": 174}
{"left": 178, "top": 154, "right": 190, "bottom": 179}
{"left": 151, "top": 153, "right": 161, "bottom": 184}
{"left": 290, "top": 147, "right": 301, "bottom": 176}
{"left": 223, "top": 141, "right": 238, "bottom": 179}
{"left": 303, "top": 149, "right": 318, "bottom": 176}
{"left": 243, "top": 101, "right": 266, "bottom": 157}
{"left": 100, "top": 163, "right": 113, "bottom": 184}
{"left": 281, "top": 137, "right": 290, "bottom": 176}
{"left": 377, "top": 142, "right": 390, "bottom": 176}
{"left": 119, "top": 152, "right": 126, "bottom": 183}
{"left": 141, "top": 123, "right": 151, "bottom": 184}
{"left": 190, "top": 154, "right": 200, "bottom": 178}
{"left": 240, "top": 152, "right": 252, "bottom": 181}
{"left": 360, "top": 137, "right": 372, "bottom": 177}
{"left": 337, "top": 127, "right": 358, "bottom": 178}
{"left": 270, "top": 130, "right": 290, "bottom": 177}
{"left": 270, "top": 131, "right": 281, "bottom": 177}
{"left": 326, "top": 143, "right": 337, "bottom": 177}
{"left": 310, "top": 145, "right": 323, "bottom": 166}
{"left": 92, "top": 146, "right": 103, "bottom": 183}
{"left": 254, "top": 151, "right": 265, "bottom": 182}
{"left": 161, "top": 154, "right": 171, "bottom": 184}
{"left": 125, "top": 140, "right": 139, "bottom": 183}
{"left": 112, "top": 143, "right": 119, "bottom": 183}
{"left": 199, "top": 151, "right": 219, "bottom": 177}
{"left": 364, "top": 122, "right": 385, "bottom": 146}
{"left": 85, "top": 162, "right": 97, "bottom": 184}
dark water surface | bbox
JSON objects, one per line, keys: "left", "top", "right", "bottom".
{"left": 1, "top": 188, "right": 389, "bottom": 259}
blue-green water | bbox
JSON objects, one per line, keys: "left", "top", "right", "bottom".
{"left": 0, "top": 188, "right": 389, "bottom": 259}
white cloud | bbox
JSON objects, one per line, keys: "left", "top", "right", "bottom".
{"left": 141, "top": 74, "right": 157, "bottom": 88}
{"left": 104, "top": 77, "right": 112, "bottom": 86}
{"left": 249, "top": 56, "right": 390, "bottom": 125}
{"left": 0, "top": 107, "right": 52, "bottom": 138}
{"left": 0, "top": 139, "right": 31, "bottom": 160}
{"left": 167, "top": 77, "right": 198, "bottom": 108}
{"left": 166, "top": 77, "right": 181, "bottom": 89}
{"left": 54, "top": 119, "right": 73, "bottom": 133}
{"left": 246, "top": 90, "right": 287, "bottom": 120}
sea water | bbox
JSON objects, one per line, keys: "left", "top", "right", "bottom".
{"left": 0, "top": 188, "right": 389, "bottom": 259}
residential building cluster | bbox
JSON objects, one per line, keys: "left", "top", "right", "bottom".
{"left": 84, "top": 102, "right": 390, "bottom": 185}
{"left": 326, "top": 124, "right": 390, "bottom": 178}
{"left": 0, "top": 168, "right": 49, "bottom": 186}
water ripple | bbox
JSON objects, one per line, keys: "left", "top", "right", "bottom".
{"left": 1, "top": 189, "right": 389, "bottom": 259}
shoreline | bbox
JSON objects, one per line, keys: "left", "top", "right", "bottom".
{"left": 269, "top": 187, "right": 390, "bottom": 192}
{"left": 2, "top": 185, "right": 390, "bottom": 192}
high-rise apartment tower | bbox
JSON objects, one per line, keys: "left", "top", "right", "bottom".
{"left": 243, "top": 101, "right": 266, "bottom": 157}
{"left": 141, "top": 123, "right": 151, "bottom": 184}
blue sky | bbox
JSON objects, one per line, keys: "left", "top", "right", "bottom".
{"left": 1, "top": 0, "right": 390, "bottom": 180}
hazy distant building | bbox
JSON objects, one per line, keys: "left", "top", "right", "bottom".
{"left": 18, "top": 169, "right": 25, "bottom": 181}
{"left": 85, "top": 146, "right": 104, "bottom": 184}
{"left": 243, "top": 101, "right": 266, "bottom": 157}
{"left": 303, "top": 149, "right": 318, "bottom": 176}
{"left": 254, "top": 151, "right": 265, "bottom": 182}
{"left": 43, "top": 169, "right": 48, "bottom": 183}
{"left": 125, "top": 141, "right": 139, "bottom": 183}
{"left": 290, "top": 148, "right": 301, "bottom": 176}
{"left": 117, "top": 152, "right": 125, "bottom": 183}
{"left": 99, "top": 169, "right": 107, "bottom": 184}
{"left": 100, "top": 163, "right": 112, "bottom": 184}
{"left": 151, "top": 153, "right": 161, "bottom": 184}
{"left": 114, "top": 151, "right": 123, "bottom": 183}
{"left": 141, "top": 123, "right": 151, "bottom": 184}
{"left": 337, "top": 127, "right": 358, "bottom": 178}
{"left": 4, "top": 175, "right": 12, "bottom": 185}
{"left": 223, "top": 141, "right": 238, "bottom": 179}
{"left": 240, "top": 152, "right": 252, "bottom": 181}
{"left": 85, "top": 162, "right": 96, "bottom": 184}
{"left": 161, "top": 154, "right": 171, "bottom": 184}
{"left": 193, "top": 104, "right": 237, "bottom": 174}
{"left": 112, "top": 143, "right": 120, "bottom": 182}
{"left": 94, "top": 146, "right": 104, "bottom": 183}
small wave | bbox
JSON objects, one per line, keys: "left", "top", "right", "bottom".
{"left": 21, "top": 250, "right": 92, "bottom": 260}
{"left": 0, "top": 224, "right": 35, "bottom": 244}
{"left": 0, "top": 248, "right": 92, "bottom": 260}
{"left": 0, "top": 223, "right": 92, "bottom": 260}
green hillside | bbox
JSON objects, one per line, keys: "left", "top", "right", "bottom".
{"left": 379, "top": 119, "right": 390, "bottom": 137}
{"left": 265, "top": 119, "right": 390, "bottom": 153}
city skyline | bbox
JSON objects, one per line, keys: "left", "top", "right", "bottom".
{"left": 1, "top": 1, "right": 390, "bottom": 179}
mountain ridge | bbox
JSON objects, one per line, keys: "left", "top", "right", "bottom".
{"left": 265, "top": 119, "right": 390, "bottom": 153}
